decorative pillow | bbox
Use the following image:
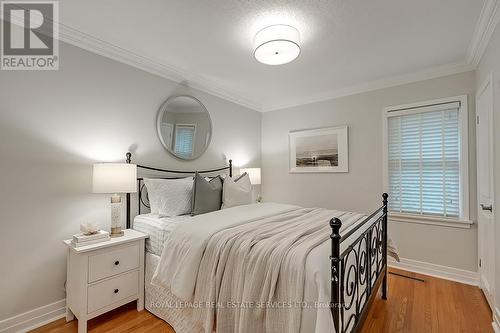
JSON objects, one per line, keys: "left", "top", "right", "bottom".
{"left": 143, "top": 177, "right": 193, "bottom": 216}
{"left": 191, "top": 173, "right": 223, "bottom": 216}
{"left": 221, "top": 173, "right": 252, "bottom": 209}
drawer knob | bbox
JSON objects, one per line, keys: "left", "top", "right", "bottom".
{"left": 114, "top": 289, "right": 119, "bottom": 294}
{"left": 114, "top": 261, "right": 120, "bottom": 266}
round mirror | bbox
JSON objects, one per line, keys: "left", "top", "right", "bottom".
{"left": 157, "top": 95, "right": 212, "bottom": 160}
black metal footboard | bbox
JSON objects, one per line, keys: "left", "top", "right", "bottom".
{"left": 330, "top": 193, "right": 388, "bottom": 333}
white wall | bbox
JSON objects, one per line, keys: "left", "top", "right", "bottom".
{"left": 261, "top": 71, "right": 478, "bottom": 272}
{"left": 0, "top": 42, "right": 261, "bottom": 320}
{"left": 477, "top": 20, "right": 500, "bottom": 320}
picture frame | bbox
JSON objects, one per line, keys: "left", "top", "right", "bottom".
{"left": 289, "top": 126, "right": 349, "bottom": 173}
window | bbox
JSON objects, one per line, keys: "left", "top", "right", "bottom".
{"left": 384, "top": 97, "right": 469, "bottom": 223}
{"left": 174, "top": 124, "right": 196, "bottom": 158}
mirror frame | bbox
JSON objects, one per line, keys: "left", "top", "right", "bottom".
{"left": 156, "top": 95, "right": 213, "bottom": 160}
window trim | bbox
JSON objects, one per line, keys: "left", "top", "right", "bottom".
{"left": 382, "top": 95, "right": 470, "bottom": 227}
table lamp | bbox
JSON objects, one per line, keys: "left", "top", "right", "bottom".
{"left": 92, "top": 163, "right": 137, "bottom": 237}
{"left": 240, "top": 167, "right": 261, "bottom": 202}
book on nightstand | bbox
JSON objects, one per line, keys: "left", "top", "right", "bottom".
{"left": 73, "top": 230, "right": 109, "bottom": 242}
{"left": 71, "top": 230, "right": 110, "bottom": 248}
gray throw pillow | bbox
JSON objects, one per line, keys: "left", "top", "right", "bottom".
{"left": 191, "top": 172, "right": 223, "bottom": 215}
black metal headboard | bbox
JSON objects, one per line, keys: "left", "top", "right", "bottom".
{"left": 125, "top": 152, "right": 232, "bottom": 228}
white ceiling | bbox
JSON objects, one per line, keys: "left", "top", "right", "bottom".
{"left": 59, "top": 0, "right": 487, "bottom": 111}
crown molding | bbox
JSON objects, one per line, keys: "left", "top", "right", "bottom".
{"left": 262, "top": 62, "right": 476, "bottom": 112}
{"left": 3, "top": 9, "right": 262, "bottom": 111}
{"left": 62, "top": 22, "right": 474, "bottom": 113}
{"left": 57, "top": 24, "right": 263, "bottom": 111}
{"left": 3, "top": 5, "right": 484, "bottom": 113}
{"left": 467, "top": 0, "right": 500, "bottom": 66}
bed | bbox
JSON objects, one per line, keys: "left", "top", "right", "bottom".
{"left": 124, "top": 153, "right": 388, "bottom": 333}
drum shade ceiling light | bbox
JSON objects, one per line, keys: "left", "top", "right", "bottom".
{"left": 253, "top": 25, "right": 300, "bottom": 65}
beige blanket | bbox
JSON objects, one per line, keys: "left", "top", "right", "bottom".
{"left": 192, "top": 207, "right": 366, "bottom": 333}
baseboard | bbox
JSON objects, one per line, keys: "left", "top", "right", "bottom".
{"left": 493, "top": 307, "right": 500, "bottom": 333}
{"left": 0, "top": 299, "right": 66, "bottom": 333}
{"left": 388, "top": 257, "right": 479, "bottom": 286}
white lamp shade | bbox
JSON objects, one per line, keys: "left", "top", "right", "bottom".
{"left": 254, "top": 25, "right": 300, "bottom": 65}
{"left": 92, "top": 163, "right": 137, "bottom": 194}
{"left": 240, "top": 168, "right": 261, "bottom": 185}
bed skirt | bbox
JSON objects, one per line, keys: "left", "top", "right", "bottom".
{"left": 145, "top": 252, "right": 204, "bottom": 333}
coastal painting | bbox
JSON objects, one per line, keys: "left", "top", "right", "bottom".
{"left": 289, "top": 126, "right": 349, "bottom": 173}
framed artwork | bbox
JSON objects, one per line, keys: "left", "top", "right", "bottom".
{"left": 289, "top": 126, "right": 349, "bottom": 173}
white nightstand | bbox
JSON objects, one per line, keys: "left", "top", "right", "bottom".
{"left": 64, "top": 229, "right": 148, "bottom": 333}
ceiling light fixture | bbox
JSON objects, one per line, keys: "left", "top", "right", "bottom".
{"left": 253, "top": 24, "right": 300, "bottom": 65}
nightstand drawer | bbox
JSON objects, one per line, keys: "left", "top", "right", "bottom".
{"left": 88, "top": 244, "right": 139, "bottom": 282}
{"left": 87, "top": 270, "right": 139, "bottom": 314}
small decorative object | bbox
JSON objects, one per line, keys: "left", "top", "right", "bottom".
{"left": 289, "top": 126, "right": 349, "bottom": 173}
{"left": 80, "top": 222, "right": 100, "bottom": 235}
{"left": 240, "top": 168, "right": 262, "bottom": 202}
{"left": 92, "top": 163, "right": 137, "bottom": 237}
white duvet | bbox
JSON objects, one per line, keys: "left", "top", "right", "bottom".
{"left": 152, "top": 203, "right": 298, "bottom": 299}
{"left": 151, "top": 203, "right": 372, "bottom": 333}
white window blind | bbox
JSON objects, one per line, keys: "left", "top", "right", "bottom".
{"left": 174, "top": 125, "right": 195, "bottom": 158}
{"left": 387, "top": 101, "right": 461, "bottom": 218}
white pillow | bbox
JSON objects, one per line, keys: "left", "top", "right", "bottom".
{"left": 143, "top": 177, "right": 193, "bottom": 216}
{"left": 221, "top": 173, "right": 252, "bottom": 209}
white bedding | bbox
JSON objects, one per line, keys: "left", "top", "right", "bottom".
{"left": 145, "top": 252, "right": 204, "bottom": 333}
{"left": 152, "top": 203, "right": 299, "bottom": 300}
{"left": 133, "top": 214, "right": 190, "bottom": 256}
{"left": 151, "top": 202, "right": 376, "bottom": 333}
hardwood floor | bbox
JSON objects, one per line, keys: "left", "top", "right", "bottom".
{"left": 30, "top": 303, "right": 174, "bottom": 333}
{"left": 361, "top": 268, "right": 493, "bottom": 333}
{"left": 33, "top": 268, "right": 493, "bottom": 333}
